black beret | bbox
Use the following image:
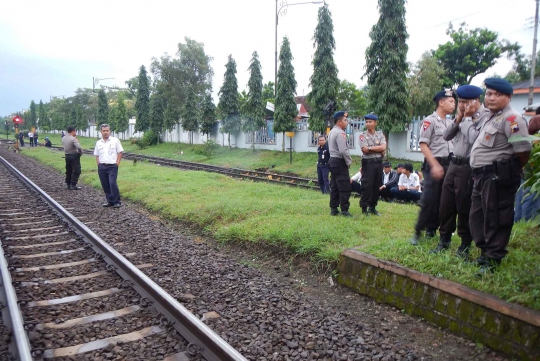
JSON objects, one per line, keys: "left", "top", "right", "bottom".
{"left": 383, "top": 162, "right": 391, "bottom": 167}
{"left": 484, "top": 78, "right": 513, "bottom": 95}
{"left": 333, "top": 111, "right": 346, "bottom": 119}
{"left": 456, "top": 85, "right": 483, "bottom": 99}
{"left": 433, "top": 88, "right": 455, "bottom": 102}
{"left": 364, "top": 113, "right": 378, "bottom": 120}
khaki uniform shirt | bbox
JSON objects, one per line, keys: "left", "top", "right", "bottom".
{"left": 359, "top": 130, "right": 386, "bottom": 159}
{"left": 419, "top": 112, "right": 454, "bottom": 157}
{"left": 328, "top": 125, "right": 352, "bottom": 167}
{"left": 443, "top": 105, "right": 489, "bottom": 158}
{"left": 62, "top": 134, "right": 83, "bottom": 155}
{"left": 470, "top": 105, "right": 532, "bottom": 168}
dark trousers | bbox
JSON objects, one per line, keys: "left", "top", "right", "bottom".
{"left": 29, "top": 138, "right": 34, "bottom": 147}
{"left": 34, "top": 138, "right": 38, "bottom": 146}
{"left": 98, "top": 164, "right": 121, "bottom": 205}
{"left": 19, "top": 138, "right": 24, "bottom": 147}
{"left": 329, "top": 158, "right": 351, "bottom": 211}
{"left": 415, "top": 162, "right": 448, "bottom": 233}
{"left": 469, "top": 170, "right": 519, "bottom": 261}
{"left": 351, "top": 181, "right": 362, "bottom": 195}
{"left": 360, "top": 160, "right": 383, "bottom": 208}
{"left": 65, "top": 153, "right": 81, "bottom": 186}
{"left": 391, "top": 188, "right": 421, "bottom": 202}
{"left": 439, "top": 163, "right": 473, "bottom": 242}
{"left": 317, "top": 164, "right": 330, "bottom": 194}
{"left": 380, "top": 186, "right": 394, "bottom": 200}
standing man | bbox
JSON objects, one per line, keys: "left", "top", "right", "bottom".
{"left": 94, "top": 124, "right": 124, "bottom": 208}
{"left": 33, "top": 131, "right": 38, "bottom": 147}
{"left": 410, "top": 89, "right": 455, "bottom": 245}
{"left": 469, "top": 78, "right": 531, "bottom": 275}
{"left": 18, "top": 132, "right": 24, "bottom": 147}
{"left": 328, "top": 111, "right": 353, "bottom": 217}
{"left": 61, "top": 126, "right": 84, "bottom": 190}
{"left": 380, "top": 162, "right": 398, "bottom": 201}
{"left": 316, "top": 135, "right": 330, "bottom": 194}
{"left": 28, "top": 130, "right": 34, "bottom": 147}
{"left": 359, "top": 113, "right": 386, "bottom": 215}
{"left": 431, "top": 85, "right": 487, "bottom": 257}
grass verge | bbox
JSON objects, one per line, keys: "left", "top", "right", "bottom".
{"left": 21, "top": 145, "right": 540, "bottom": 311}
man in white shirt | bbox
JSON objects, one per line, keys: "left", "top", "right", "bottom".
{"left": 390, "top": 163, "right": 421, "bottom": 202}
{"left": 350, "top": 167, "right": 362, "bottom": 194}
{"left": 93, "top": 124, "right": 124, "bottom": 208}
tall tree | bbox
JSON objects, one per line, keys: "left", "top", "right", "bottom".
{"left": 38, "top": 100, "right": 49, "bottom": 129}
{"left": 200, "top": 93, "right": 217, "bottom": 139}
{"left": 115, "top": 94, "right": 129, "bottom": 135}
{"left": 434, "top": 22, "right": 520, "bottom": 86}
{"left": 76, "top": 105, "right": 88, "bottom": 133}
{"left": 70, "top": 107, "right": 77, "bottom": 127}
{"left": 149, "top": 91, "right": 165, "bottom": 140}
{"left": 135, "top": 65, "right": 151, "bottom": 133}
{"left": 274, "top": 36, "right": 298, "bottom": 151}
{"left": 181, "top": 89, "right": 199, "bottom": 144}
{"left": 163, "top": 102, "right": 179, "bottom": 140}
{"left": 307, "top": 5, "right": 339, "bottom": 134}
{"left": 242, "top": 52, "right": 265, "bottom": 148}
{"left": 336, "top": 80, "right": 367, "bottom": 119}
{"left": 365, "top": 0, "right": 410, "bottom": 137}
{"left": 262, "top": 81, "right": 275, "bottom": 118}
{"left": 408, "top": 52, "right": 446, "bottom": 116}
{"left": 218, "top": 55, "right": 241, "bottom": 148}
{"left": 108, "top": 105, "right": 118, "bottom": 135}
{"left": 505, "top": 50, "right": 540, "bottom": 83}
{"left": 29, "top": 100, "right": 37, "bottom": 128}
{"left": 96, "top": 89, "right": 109, "bottom": 130}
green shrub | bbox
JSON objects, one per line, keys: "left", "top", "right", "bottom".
{"left": 195, "top": 139, "right": 220, "bottom": 158}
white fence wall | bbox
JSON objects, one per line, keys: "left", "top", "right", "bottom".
{"left": 46, "top": 117, "right": 427, "bottom": 162}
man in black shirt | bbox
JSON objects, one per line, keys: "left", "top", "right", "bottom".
{"left": 316, "top": 135, "right": 330, "bottom": 194}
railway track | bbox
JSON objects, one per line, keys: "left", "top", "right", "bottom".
{"left": 0, "top": 156, "right": 246, "bottom": 360}
{"left": 47, "top": 146, "right": 320, "bottom": 191}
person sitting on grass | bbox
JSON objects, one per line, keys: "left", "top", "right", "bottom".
{"left": 350, "top": 167, "right": 362, "bottom": 195}
{"left": 379, "top": 162, "right": 398, "bottom": 201}
{"left": 43, "top": 137, "right": 52, "bottom": 148}
{"left": 390, "top": 163, "right": 421, "bottom": 203}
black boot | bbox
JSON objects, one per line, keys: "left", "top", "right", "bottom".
{"left": 69, "top": 184, "right": 82, "bottom": 190}
{"left": 409, "top": 230, "right": 421, "bottom": 245}
{"left": 425, "top": 229, "right": 436, "bottom": 239}
{"left": 341, "top": 210, "right": 353, "bottom": 217}
{"left": 362, "top": 207, "right": 369, "bottom": 216}
{"left": 456, "top": 239, "right": 472, "bottom": 259}
{"left": 476, "top": 258, "right": 501, "bottom": 277}
{"left": 369, "top": 206, "right": 381, "bottom": 216}
{"left": 429, "top": 235, "right": 451, "bottom": 253}
{"left": 330, "top": 208, "right": 340, "bottom": 216}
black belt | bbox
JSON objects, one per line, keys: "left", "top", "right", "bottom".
{"left": 451, "top": 156, "right": 470, "bottom": 166}
{"left": 472, "top": 165, "right": 494, "bottom": 175}
{"left": 362, "top": 157, "right": 382, "bottom": 164}
{"left": 100, "top": 163, "right": 116, "bottom": 166}
{"left": 430, "top": 157, "right": 451, "bottom": 166}
{"left": 318, "top": 162, "right": 328, "bottom": 165}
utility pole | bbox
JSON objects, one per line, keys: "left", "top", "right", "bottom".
{"left": 529, "top": 0, "right": 539, "bottom": 106}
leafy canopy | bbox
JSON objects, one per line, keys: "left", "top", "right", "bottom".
{"left": 218, "top": 55, "right": 241, "bottom": 136}
{"left": 134, "top": 65, "right": 151, "bottom": 133}
{"left": 242, "top": 51, "right": 265, "bottom": 135}
{"left": 408, "top": 52, "right": 446, "bottom": 116}
{"left": 274, "top": 36, "right": 298, "bottom": 136}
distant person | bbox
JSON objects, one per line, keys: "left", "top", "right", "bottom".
{"left": 61, "top": 130, "right": 66, "bottom": 138}
{"left": 62, "top": 126, "right": 84, "bottom": 190}
{"left": 328, "top": 111, "right": 353, "bottom": 217}
{"left": 379, "top": 162, "right": 398, "bottom": 201}
{"left": 390, "top": 163, "right": 421, "bottom": 202}
{"left": 43, "top": 137, "right": 52, "bottom": 148}
{"left": 33, "top": 132, "right": 38, "bottom": 146}
{"left": 28, "top": 131, "right": 34, "bottom": 147}
{"left": 94, "top": 124, "right": 124, "bottom": 208}
{"left": 350, "top": 167, "right": 362, "bottom": 194}
{"left": 316, "top": 135, "right": 330, "bottom": 194}
{"left": 18, "top": 132, "right": 24, "bottom": 147}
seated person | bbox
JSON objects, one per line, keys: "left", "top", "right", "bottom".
{"left": 380, "top": 162, "right": 398, "bottom": 201}
{"left": 390, "top": 163, "right": 421, "bottom": 202}
{"left": 350, "top": 167, "right": 362, "bottom": 194}
{"left": 43, "top": 137, "right": 52, "bottom": 148}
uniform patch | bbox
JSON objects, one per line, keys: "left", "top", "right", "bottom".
{"left": 341, "top": 133, "right": 347, "bottom": 140}
{"left": 510, "top": 122, "right": 520, "bottom": 133}
{"left": 422, "top": 121, "right": 431, "bottom": 131}
{"left": 359, "top": 135, "right": 365, "bottom": 141}
{"left": 506, "top": 115, "right": 517, "bottom": 122}
{"left": 485, "top": 134, "right": 491, "bottom": 141}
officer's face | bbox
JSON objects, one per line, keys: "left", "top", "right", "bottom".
{"left": 365, "top": 119, "right": 376, "bottom": 131}
{"left": 318, "top": 137, "right": 326, "bottom": 146}
{"left": 484, "top": 89, "right": 510, "bottom": 112}
{"left": 101, "top": 126, "right": 111, "bottom": 139}
{"left": 337, "top": 117, "right": 348, "bottom": 130}
{"left": 439, "top": 97, "right": 456, "bottom": 114}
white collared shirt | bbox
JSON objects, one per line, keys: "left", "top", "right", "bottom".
{"left": 94, "top": 136, "right": 124, "bottom": 164}
{"left": 383, "top": 171, "right": 390, "bottom": 184}
{"left": 398, "top": 173, "right": 420, "bottom": 190}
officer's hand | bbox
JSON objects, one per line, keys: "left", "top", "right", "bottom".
{"left": 430, "top": 164, "right": 444, "bottom": 180}
{"left": 361, "top": 146, "right": 369, "bottom": 153}
{"left": 464, "top": 100, "right": 477, "bottom": 117}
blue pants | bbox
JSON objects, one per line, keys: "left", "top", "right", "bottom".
{"left": 98, "top": 164, "right": 121, "bottom": 205}
{"left": 317, "top": 164, "right": 330, "bottom": 194}
{"left": 514, "top": 179, "right": 540, "bottom": 222}
{"left": 390, "top": 187, "right": 421, "bottom": 202}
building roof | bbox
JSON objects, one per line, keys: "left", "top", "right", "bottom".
{"left": 294, "top": 95, "right": 310, "bottom": 118}
{"left": 512, "top": 78, "right": 540, "bottom": 93}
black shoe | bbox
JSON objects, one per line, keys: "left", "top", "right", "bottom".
{"left": 66, "top": 184, "right": 71, "bottom": 189}
{"left": 456, "top": 242, "right": 471, "bottom": 259}
{"left": 429, "top": 237, "right": 451, "bottom": 254}
{"left": 369, "top": 207, "right": 381, "bottom": 216}
{"left": 362, "top": 207, "right": 369, "bottom": 216}
{"left": 468, "top": 252, "right": 486, "bottom": 266}
{"left": 409, "top": 231, "right": 421, "bottom": 246}
{"left": 102, "top": 203, "right": 113, "bottom": 207}
{"left": 341, "top": 211, "right": 353, "bottom": 217}
{"left": 69, "top": 185, "right": 82, "bottom": 190}
{"left": 425, "top": 230, "right": 436, "bottom": 239}
{"left": 113, "top": 203, "right": 122, "bottom": 208}
{"left": 475, "top": 258, "right": 501, "bottom": 278}
{"left": 330, "top": 208, "right": 340, "bottom": 216}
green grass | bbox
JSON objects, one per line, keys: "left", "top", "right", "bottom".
{"left": 21, "top": 143, "right": 540, "bottom": 311}
{"left": 38, "top": 132, "right": 423, "bottom": 179}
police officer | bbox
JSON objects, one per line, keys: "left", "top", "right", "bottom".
{"left": 469, "top": 78, "right": 531, "bottom": 275}
{"left": 431, "top": 85, "right": 488, "bottom": 257}
{"left": 359, "top": 113, "right": 386, "bottom": 215}
{"left": 329, "top": 111, "right": 353, "bottom": 217}
{"left": 317, "top": 135, "right": 330, "bottom": 194}
{"left": 62, "top": 126, "right": 84, "bottom": 190}
{"left": 410, "top": 89, "right": 455, "bottom": 245}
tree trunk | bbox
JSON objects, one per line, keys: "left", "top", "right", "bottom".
{"left": 281, "top": 132, "right": 285, "bottom": 152}
{"left": 384, "top": 131, "right": 390, "bottom": 160}
{"left": 228, "top": 133, "right": 231, "bottom": 149}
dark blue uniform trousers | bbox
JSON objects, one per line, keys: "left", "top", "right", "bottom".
{"left": 98, "top": 164, "right": 121, "bottom": 205}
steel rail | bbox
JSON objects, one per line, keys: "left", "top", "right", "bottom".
{"left": 0, "top": 155, "right": 247, "bottom": 361}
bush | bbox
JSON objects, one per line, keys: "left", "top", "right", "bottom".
{"left": 129, "top": 130, "right": 159, "bottom": 150}
{"left": 195, "top": 139, "right": 220, "bottom": 158}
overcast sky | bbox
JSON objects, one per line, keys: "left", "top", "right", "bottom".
{"left": 0, "top": 0, "right": 535, "bottom": 116}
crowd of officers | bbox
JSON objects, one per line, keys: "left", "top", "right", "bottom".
{"left": 324, "top": 78, "right": 532, "bottom": 277}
